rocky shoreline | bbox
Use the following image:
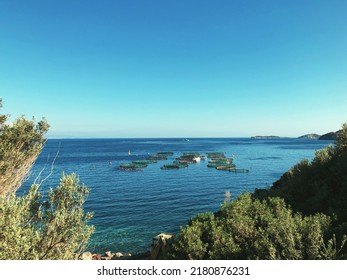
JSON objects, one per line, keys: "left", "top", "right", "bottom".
{"left": 80, "top": 233, "right": 173, "bottom": 260}
{"left": 80, "top": 250, "right": 149, "bottom": 260}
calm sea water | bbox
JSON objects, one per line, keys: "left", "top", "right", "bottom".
{"left": 19, "top": 138, "right": 332, "bottom": 254}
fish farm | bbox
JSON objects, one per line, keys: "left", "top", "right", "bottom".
{"left": 118, "top": 151, "right": 249, "bottom": 173}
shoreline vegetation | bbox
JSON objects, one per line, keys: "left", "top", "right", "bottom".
{"left": 1, "top": 99, "right": 346, "bottom": 259}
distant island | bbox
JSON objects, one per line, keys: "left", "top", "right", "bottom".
{"left": 298, "top": 134, "right": 320, "bottom": 139}
{"left": 251, "top": 131, "right": 340, "bottom": 140}
{"left": 319, "top": 130, "right": 342, "bottom": 140}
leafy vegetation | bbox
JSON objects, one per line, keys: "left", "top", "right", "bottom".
{"left": 0, "top": 99, "right": 49, "bottom": 196}
{"left": 0, "top": 99, "right": 94, "bottom": 259}
{"left": 0, "top": 174, "right": 94, "bottom": 259}
{"left": 166, "top": 194, "right": 345, "bottom": 260}
{"left": 166, "top": 123, "right": 347, "bottom": 259}
{"left": 255, "top": 123, "right": 347, "bottom": 240}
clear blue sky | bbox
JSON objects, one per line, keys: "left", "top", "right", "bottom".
{"left": 1, "top": 0, "right": 346, "bottom": 138}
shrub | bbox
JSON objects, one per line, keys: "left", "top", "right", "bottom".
{"left": 0, "top": 99, "right": 94, "bottom": 259}
{"left": 256, "top": 123, "right": 347, "bottom": 226}
{"left": 166, "top": 193, "right": 345, "bottom": 260}
{"left": 0, "top": 99, "right": 49, "bottom": 196}
{"left": 0, "top": 173, "right": 94, "bottom": 259}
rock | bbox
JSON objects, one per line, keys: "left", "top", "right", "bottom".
{"left": 153, "top": 233, "right": 173, "bottom": 243}
{"left": 80, "top": 252, "right": 93, "bottom": 260}
{"left": 123, "top": 253, "right": 132, "bottom": 257}
{"left": 105, "top": 251, "right": 112, "bottom": 258}
{"left": 111, "top": 252, "right": 125, "bottom": 259}
{"left": 92, "top": 254, "right": 102, "bottom": 260}
{"left": 150, "top": 233, "right": 174, "bottom": 260}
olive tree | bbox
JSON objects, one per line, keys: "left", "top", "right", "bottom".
{"left": 0, "top": 99, "right": 94, "bottom": 259}
{"left": 0, "top": 99, "right": 49, "bottom": 196}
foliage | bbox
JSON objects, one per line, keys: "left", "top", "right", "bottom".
{"left": 255, "top": 123, "right": 347, "bottom": 226}
{"left": 0, "top": 173, "right": 94, "bottom": 259}
{"left": 0, "top": 99, "right": 94, "bottom": 259}
{"left": 0, "top": 99, "right": 49, "bottom": 196}
{"left": 166, "top": 193, "right": 345, "bottom": 260}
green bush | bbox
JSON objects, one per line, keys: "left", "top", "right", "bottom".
{"left": 256, "top": 123, "right": 347, "bottom": 226}
{"left": 166, "top": 193, "right": 345, "bottom": 260}
{"left": 0, "top": 174, "right": 94, "bottom": 259}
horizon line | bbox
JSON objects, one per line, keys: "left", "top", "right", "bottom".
{"left": 46, "top": 135, "right": 330, "bottom": 140}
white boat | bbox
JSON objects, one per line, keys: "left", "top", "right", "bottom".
{"left": 193, "top": 156, "right": 201, "bottom": 162}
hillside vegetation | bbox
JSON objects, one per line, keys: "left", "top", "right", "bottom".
{"left": 166, "top": 123, "right": 347, "bottom": 260}
{"left": 255, "top": 123, "right": 347, "bottom": 244}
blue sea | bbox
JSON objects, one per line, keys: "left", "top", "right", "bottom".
{"left": 19, "top": 138, "right": 332, "bottom": 254}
